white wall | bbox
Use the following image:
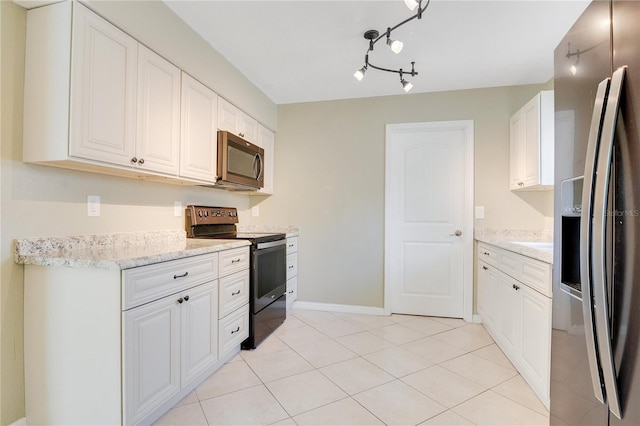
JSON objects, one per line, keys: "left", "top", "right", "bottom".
{"left": 0, "top": 1, "right": 276, "bottom": 422}
{"left": 248, "top": 85, "right": 554, "bottom": 309}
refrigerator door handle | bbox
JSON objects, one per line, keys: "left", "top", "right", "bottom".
{"left": 592, "top": 65, "right": 627, "bottom": 420}
{"left": 580, "top": 77, "right": 611, "bottom": 406}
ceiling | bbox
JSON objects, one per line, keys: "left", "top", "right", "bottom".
{"left": 163, "top": 1, "right": 590, "bottom": 105}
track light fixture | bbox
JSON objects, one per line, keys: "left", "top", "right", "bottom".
{"left": 353, "top": 0, "right": 431, "bottom": 92}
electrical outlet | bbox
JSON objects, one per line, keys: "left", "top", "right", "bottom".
{"left": 252, "top": 205, "right": 259, "bottom": 217}
{"left": 475, "top": 206, "right": 485, "bottom": 219}
{"left": 174, "top": 201, "right": 182, "bottom": 217}
{"left": 88, "top": 195, "right": 100, "bottom": 217}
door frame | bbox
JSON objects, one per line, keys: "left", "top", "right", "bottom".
{"left": 384, "top": 120, "right": 474, "bottom": 322}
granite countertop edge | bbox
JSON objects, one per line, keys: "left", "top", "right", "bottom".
{"left": 14, "top": 230, "right": 251, "bottom": 270}
{"left": 475, "top": 229, "right": 553, "bottom": 264}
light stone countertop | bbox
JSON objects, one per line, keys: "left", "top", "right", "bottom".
{"left": 237, "top": 224, "right": 299, "bottom": 238}
{"left": 14, "top": 230, "right": 250, "bottom": 270}
{"left": 475, "top": 228, "right": 554, "bottom": 264}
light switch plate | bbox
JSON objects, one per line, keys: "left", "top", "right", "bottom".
{"left": 88, "top": 195, "right": 100, "bottom": 217}
{"left": 252, "top": 205, "right": 259, "bottom": 217}
{"left": 475, "top": 206, "right": 485, "bottom": 219}
{"left": 174, "top": 201, "right": 182, "bottom": 217}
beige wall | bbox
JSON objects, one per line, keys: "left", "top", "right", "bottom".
{"left": 249, "top": 86, "right": 554, "bottom": 308}
{"left": 0, "top": 1, "right": 275, "bottom": 422}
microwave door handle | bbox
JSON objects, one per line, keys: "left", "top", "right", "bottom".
{"left": 592, "top": 66, "right": 626, "bottom": 420}
{"left": 580, "top": 77, "right": 611, "bottom": 406}
{"left": 254, "top": 153, "right": 264, "bottom": 180}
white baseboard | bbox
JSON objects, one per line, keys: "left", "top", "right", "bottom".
{"left": 472, "top": 314, "right": 483, "bottom": 323}
{"left": 292, "top": 300, "right": 387, "bottom": 316}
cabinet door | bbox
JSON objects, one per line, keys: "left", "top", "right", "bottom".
{"left": 519, "top": 285, "right": 552, "bottom": 402}
{"left": 180, "top": 73, "right": 218, "bottom": 183}
{"left": 509, "top": 111, "right": 525, "bottom": 189}
{"left": 496, "top": 273, "right": 522, "bottom": 359}
{"left": 256, "top": 124, "right": 275, "bottom": 194}
{"left": 238, "top": 113, "right": 258, "bottom": 143}
{"left": 218, "top": 98, "right": 257, "bottom": 142}
{"left": 69, "top": 3, "right": 137, "bottom": 166}
{"left": 181, "top": 281, "right": 218, "bottom": 385}
{"left": 136, "top": 45, "right": 180, "bottom": 175}
{"left": 123, "top": 295, "right": 181, "bottom": 425}
{"left": 522, "top": 95, "right": 541, "bottom": 187}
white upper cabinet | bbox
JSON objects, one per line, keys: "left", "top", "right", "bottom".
{"left": 218, "top": 98, "right": 258, "bottom": 143}
{"left": 256, "top": 124, "right": 275, "bottom": 195}
{"left": 509, "top": 91, "right": 554, "bottom": 190}
{"left": 69, "top": 2, "right": 138, "bottom": 166}
{"left": 136, "top": 45, "right": 181, "bottom": 175}
{"left": 179, "top": 73, "right": 218, "bottom": 184}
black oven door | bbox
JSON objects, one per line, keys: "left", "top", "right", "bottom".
{"left": 252, "top": 239, "right": 286, "bottom": 314}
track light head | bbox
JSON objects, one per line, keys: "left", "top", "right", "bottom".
{"left": 402, "top": 79, "right": 413, "bottom": 92}
{"left": 404, "top": 0, "right": 419, "bottom": 11}
{"left": 399, "top": 69, "right": 413, "bottom": 92}
{"left": 354, "top": 66, "right": 367, "bottom": 81}
{"left": 387, "top": 37, "right": 404, "bottom": 54}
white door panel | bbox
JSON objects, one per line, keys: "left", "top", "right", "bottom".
{"left": 386, "top": 121, "right": 473, "bottom": 319}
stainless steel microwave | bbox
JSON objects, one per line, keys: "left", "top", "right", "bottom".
{"left": 216, "top": 131, "right": 264, "bottom": 191}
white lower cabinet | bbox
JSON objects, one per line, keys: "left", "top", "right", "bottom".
{"left": 477, "top": 242, "right": 552, "bottom": 409}
{"left": 123, "top": 291, "right": 183, "bottom": 425}
{"left": 286, "top": 236, "right": 298, "bottom": 310}
{"left": 24, "top": 247, "right": 249, "bottom": 426}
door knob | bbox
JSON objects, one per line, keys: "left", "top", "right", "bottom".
{"left": 450, "top": 230, "right": 462, "bottom": 237}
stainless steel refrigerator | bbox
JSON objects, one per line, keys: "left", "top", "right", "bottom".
{"left": 552, "top": 0, "right": 640, "bottom": 424}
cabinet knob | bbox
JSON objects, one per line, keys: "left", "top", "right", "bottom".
{"left": 184, "top": 295, "right": 190, "bottom": 301}
{"left": 131, "top": 157, "right": 137, "bottom": 164}
{"left": 483, "top": 252, "right": 490, "bottom": 256}
{"left": 138, "top": 158, "right": 145, "bottom": 165}
{"left": 239, "top": 132, "right": 245, "bottom": 137}
{"left": 512, "top": 284, "right": 520, "bottom": 290}
{"left": 482, "top": 266, "right": 489, "bottom": 270}
{"left": 177, "top": 297, "right": 184, "bottom": 304}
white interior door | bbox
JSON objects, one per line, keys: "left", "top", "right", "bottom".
{"left": 385, "top": 121, "right": 473, "bottom": 319}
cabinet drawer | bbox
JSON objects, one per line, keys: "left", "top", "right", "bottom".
{"left": 478, "top": 243, "right": 501, "bottom": 268}
{"left": 286, "top": 252, "right": 298, "bottom": 280}
{"left": 122, "top": 253, "right": 218, "bottom": 310}
{"left": 219, "top": 305, "right": 249, "bottom": 358}
{"left": 286, "top": 276, "right": 297, "bottom": 310}
{"left": 286, "top": 236, "right": 298, "bottom": 254}
{"left": 219, "top": 247, "right": 250, "bottom": 277}
{"left": 519, "top": 256, "right": 552, "bottom": 297}
{"left": 219, "top": 270, "right": 249, "bottom": 318}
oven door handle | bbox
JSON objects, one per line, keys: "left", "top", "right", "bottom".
{"left": 256, "top": 239, "right": 286, "bottom": 250}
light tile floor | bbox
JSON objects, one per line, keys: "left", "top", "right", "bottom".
{"left": 155, "top": 309, "right": 549, "bottom": 426}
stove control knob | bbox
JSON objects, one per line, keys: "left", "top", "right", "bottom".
{"left": 197, "top": 210, "right": 203, "bottom": 217}
{"left": 204, "top": 210, "right": 209, "bottom": 217}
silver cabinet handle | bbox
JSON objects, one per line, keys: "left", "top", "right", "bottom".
{"left": 449, "top": 230, "right": 462, "bottom": 237}
{"left": 580, "top": 76, "right": 610, "bottom": 406}
{"left": 591, "top": 66, "right": 626, "bottom": 419}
